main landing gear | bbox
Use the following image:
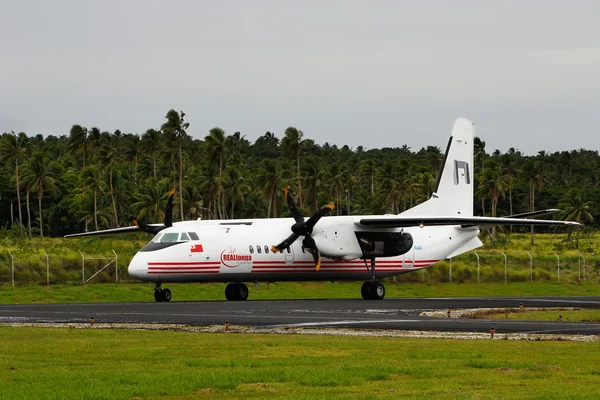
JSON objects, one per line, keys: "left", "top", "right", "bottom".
{"left": 225, "top": 283, "right": 249, "bottom": 301}
{"left": 361, "top": 258, "right": 385, "bottom": 300}
{"left": 154, "top": 283, "right": 171, "bottom": 302}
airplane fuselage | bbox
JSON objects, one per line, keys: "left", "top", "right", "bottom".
{"left": 128, "top": 216, "right": 481, "bottom": 283}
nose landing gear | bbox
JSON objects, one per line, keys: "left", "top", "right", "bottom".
{"left": 154, "top": 283, "right": 171, "bottom": 302}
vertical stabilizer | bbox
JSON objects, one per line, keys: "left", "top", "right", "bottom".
{"left": 400, "top": 118, "right": 474, "bottom": 217}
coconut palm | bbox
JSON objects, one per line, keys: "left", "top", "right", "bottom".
{"left": 20, "top": 151, "right": 57, "bottom": 239}
{"left": 477, "top": 165, "right": 508, "bottom": 244}
{"left": 161, "top": 110, "right": 189, "bottom": 221}
{"left": 81, "top": 165, "right": 106, "bottom": 231}
{"left": 68, "top": 125, "right": 88, "bottom": 169}
{"left": 281, "top": 127, "right": 305, "bottom": 208}
{"left": 205, "top": 127, "right": 227, "bottom": 218}
{"left": 0, "top": 132, "right": 28, "bottom": 236}
{"left": 558, "top": 187, "right": 594, "bottom": 247}
{"left": 519, "top": 160, "right": 549, "bottom": 245}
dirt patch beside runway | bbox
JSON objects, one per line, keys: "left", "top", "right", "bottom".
{"left": 1, "top": 321, "right": 598, "bottom": 342}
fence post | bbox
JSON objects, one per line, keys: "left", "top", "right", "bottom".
{"left": 581, "top": 253, "right": 586, "bottom": 281}
{"left": 449, "top": 257, "right": 452, "bottom": 283}
{"left": 44, "top": 251, "right": 49, "bottom": 286}
{"left": 9, "top": 252, "right": 14, "bottom": 287}
{"left": 577, "top": 250, "right": 581, "bottom": 281}
{"left": 528, "top": 252, "right": 533, "bottom": 282}
{"left": 474, "top": 252, "right": 480, "bottom": 283}
{"left": 501, "top": 252, "right": 507, "bottom": 284}
{"left": 555, "top": 253, "right": 560, "bottom": 282}
{"left": 79, "top": 250, "right": 85, "bottom": 284}
{"left": 112, "top": 250, "right": 118, "bottom": 282}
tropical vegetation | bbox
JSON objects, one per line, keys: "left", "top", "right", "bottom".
{"left": 1, "top": 110, "right": 599, "bottom": 244}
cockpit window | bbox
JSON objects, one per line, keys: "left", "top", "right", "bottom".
{"left": 161, "top": 233, "right": 180, "bottom": 242}
{"left": 180, "top": 233, "right": 190, "bottom": 241}
{"left": 152, "top": 233, "right": 163, "bottom": 243}
{"left": 188, "top": 232, "right": 199, "bottom": 240}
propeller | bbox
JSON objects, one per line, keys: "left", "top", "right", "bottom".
{"left": 133, "top": 188, "right": 176, "bottom": 234}
{"left": 271, "top": 187, "right": 334, "bottom": 271}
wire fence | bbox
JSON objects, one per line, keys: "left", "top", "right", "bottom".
{"left": 0, "top": 250, "right": 598, "bottom": 286}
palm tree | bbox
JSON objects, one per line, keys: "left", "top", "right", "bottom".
{"left": 140, "top": 129, "right": 162, "bottom": 179}
{"left": 359, "top": 159, "right": 377, "bottom": 196}
{"left": 302, "top": 156, "right": 325, "bottom": 211}
{"left": 325, "top": 163, "right": 346, "bottom": 215}
{"left": 81, "top": 165, "right": 105, "bottom": 231}
{"left": 519, "top": 160, "right": 549, "bottom": 245}
{"left": 257, "top": 159, "right": 281, "bottom": 218}
{"left": 0, "top": 132, "right": 28, "bottom": 236}
{"left": 376, "top": 161, "right": 403, "bottom": 214}
{"left": 131, "top": 178, "right": 171, "bottom": 223}
{"left": 558, "top": 187, "right": 594, "bottom": 248}
{"left": 205, "top": 127, "right": 227, "bottom": 219}
{"left": 161, "top": 110, "right": 189, "bottom": 221}
{"left": 477, "top": 165, "right": 508, "bottom": 244}
{"left": 223, "top": 166, "right": 249, "bottom": 219}
{"left": 281, "top": 127, "right": 305, "bottom": 208}
{"left": 20, "top": 151, "right": 57, "bottom": 239}
{"left": 96, "top": 132, "right": 122, "bottom": 227}
{"left": 500, "top": 147, "right": 521, "bottom": 220}
{"left": 68, "top": 125, "right": 88, "bottom": 169}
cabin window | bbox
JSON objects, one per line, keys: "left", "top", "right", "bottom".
{"left": 161, "top": 233, "right": 179, "bottom": 242}
{"left": 180, "top": 233, "right": 190, "bottom": 241}
{"left": 188, "top": 232, "right": 199, "bottom": 240}
{"left": 264, "top": 245, "right": 269, "bottom": 254}
{"left": 257, "top": 245, "right": 262, "bottom": 254}
{"left": 249, "top": 245, "right": 254, "bottom": 253}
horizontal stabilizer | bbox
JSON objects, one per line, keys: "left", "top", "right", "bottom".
{"left": 504, "top": 209, "right": 560, "bottom": 219}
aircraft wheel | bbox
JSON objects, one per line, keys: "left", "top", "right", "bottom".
{"left": 361, "top": 282, "right": 371, "bottom": 300}
{"left": 236, "top": 283, "right": 249, "bottom": 301}
{"left": 154, "top": 289, "right": 163, "bottom": 302}
{"left": 369, "top": 282, "right": 385, "bottom": 300}
{"left": 225, "top": 283, "right": 235, "bottom": 301}
{"left": 162, "top": 288, "right": 172, "bottom": 302}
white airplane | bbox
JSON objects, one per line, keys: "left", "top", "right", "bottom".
{"left": 66, "top": 118, "right": 579, "bottom": 302}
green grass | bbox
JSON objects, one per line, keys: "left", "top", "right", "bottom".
{"left": 1, "top": 281, "right": 600, "bottom": 304}
{"left": 0, "top": 327, "right": 598, "bottom": 399}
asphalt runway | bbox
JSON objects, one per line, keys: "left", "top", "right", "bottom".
{"left": 1, "top": 297, "right": 599, "bottom": 335}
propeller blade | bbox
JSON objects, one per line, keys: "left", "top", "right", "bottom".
{"left": 285, "top": 187, "right": 304, "bottom": 223}
{"left": 302, "top": 236, "right": 322, "bottom": 271}
{"left": 304, "top": 202, "right": 334, "bottom": 232}
{"left": 271, "top": 233, "right": 300, "bottom": 253}
{"left": 164, "top": 188, "right": 176, "bottom": 227}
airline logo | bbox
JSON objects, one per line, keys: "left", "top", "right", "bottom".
{"left": 454, "top": 160, "right": 470, "bottom": 185}
{"left": 190, "top": 244, "right": 204, "bottom": 253}
{"left": 220, "top": 247, "right": 253, "bottom": 268}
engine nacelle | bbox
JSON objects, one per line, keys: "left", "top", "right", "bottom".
{"left": 355, "top": 231, "right": 413, "bottom": 258}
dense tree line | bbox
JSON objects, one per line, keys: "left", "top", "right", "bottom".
{"left": 0, "top": 110, "right": 598, "bottom": 244}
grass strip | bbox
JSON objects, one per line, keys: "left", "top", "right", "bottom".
{"left": 0, "top": 327, "right": 599, "bottom": 399}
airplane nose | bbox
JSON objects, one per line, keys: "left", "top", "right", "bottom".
{"left": 128, "top": 253, "right": 148, "bottom": 280}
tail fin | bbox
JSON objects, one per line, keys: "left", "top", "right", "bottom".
{"left": 400, "top": 118, "right": 475, "bottom": 217}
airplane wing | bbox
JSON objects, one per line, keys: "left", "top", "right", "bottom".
{"left": 357, "top": 216, "right": 580, "bottom": 229}
{"left": 64, "top": 224, "right": 163, "bottom": 238}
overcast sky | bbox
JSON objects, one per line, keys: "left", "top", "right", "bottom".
{"left": 1, "top": 0, "right": 599, "bottom": 154}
